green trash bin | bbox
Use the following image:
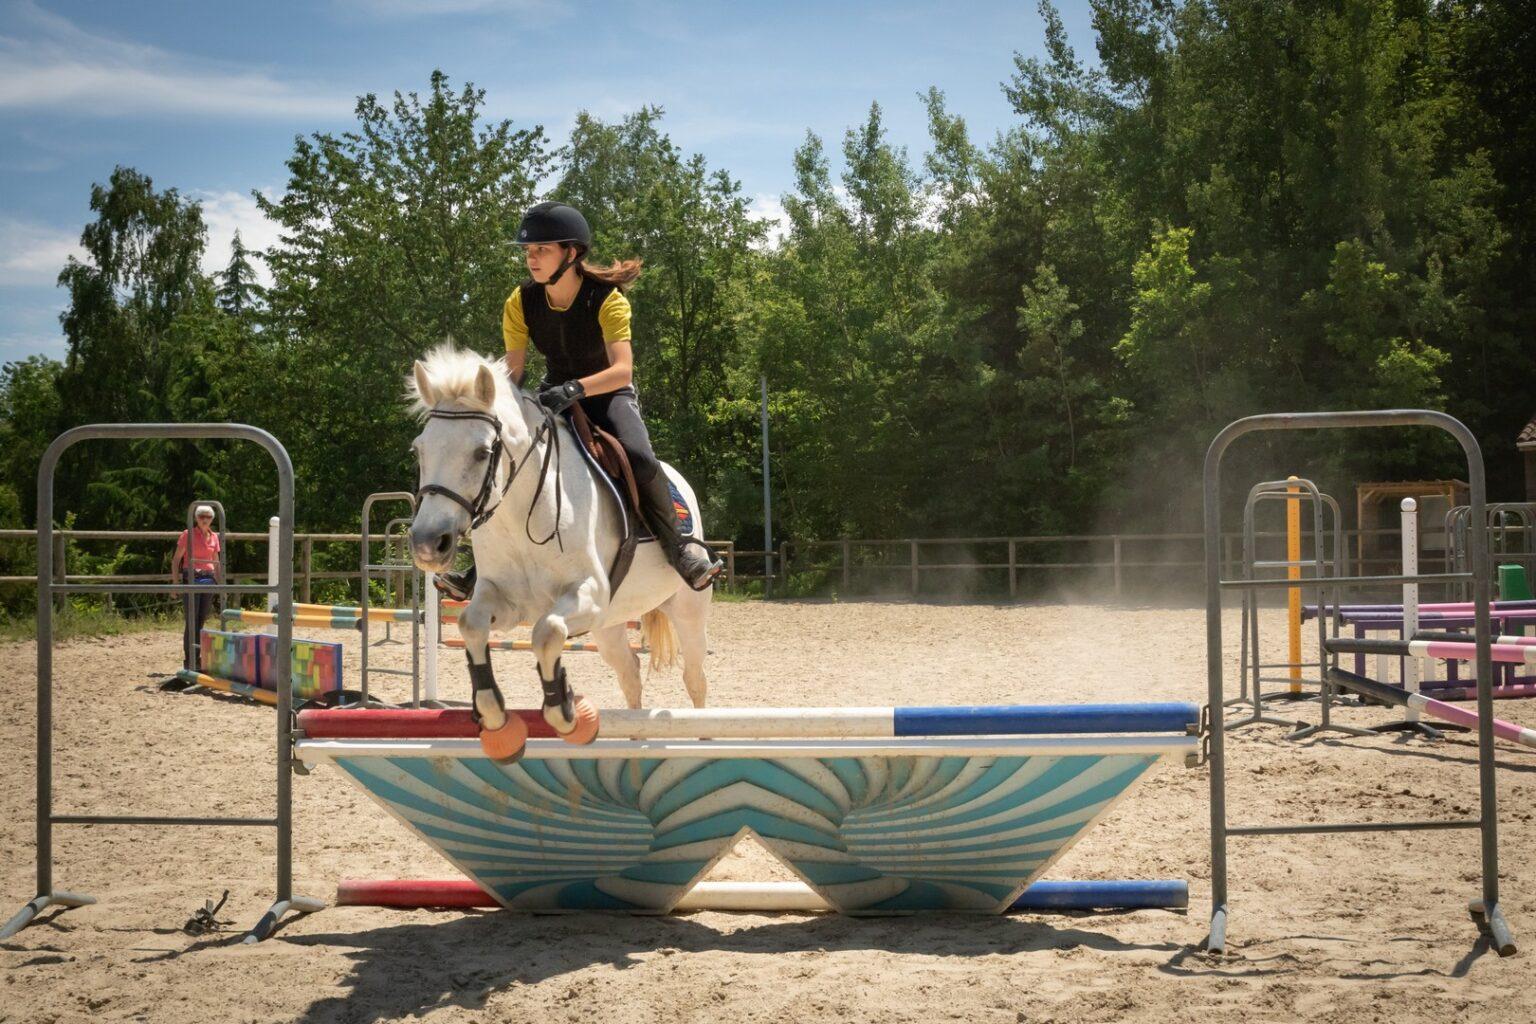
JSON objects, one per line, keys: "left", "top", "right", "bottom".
{"left": 1499, "top": 563, "right": 1533, "bottom": 602}
{"left": 1498, "top": 564, "right": 1533, "bottom": 638}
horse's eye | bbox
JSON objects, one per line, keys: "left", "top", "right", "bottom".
{"left": 474, "top": 447, "right": 490, "bottom": 463}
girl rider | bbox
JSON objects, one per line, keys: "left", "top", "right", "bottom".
{"left": 435, "top": 201, "right": 723, "bottom": 599}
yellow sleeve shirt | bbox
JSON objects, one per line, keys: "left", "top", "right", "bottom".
{"left": 502, "top": 287, "right": 633, "bottom": 352}
{"left": 501, "top": 288, "right": 530, "bottom": 352}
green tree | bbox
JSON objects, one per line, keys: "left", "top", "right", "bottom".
{"left": 48, "top": 167, "right": 245, "bottom": 530}
{"left": 57, "top": 166, "right": 209, "bottom": 426}
{"left": 549, "top": 107, "right": 768, "bottom": 538}
{"left": 0, "top": 356, "right": 65, "bottom": 524}
{"left": 553, "top": 109, "right": 766, "bottom": 471}
{"left": 1017, "top": 263, "right": 1089, "bottom": 469}
{"left": 256, "top": 71, "right": 550, "bottom": 521}
{"left": 216, "top": 231, "right": 265, "bottom": 316}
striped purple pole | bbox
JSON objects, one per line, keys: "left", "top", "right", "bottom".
{"left": 1414, "top": 631, "right": 1536, "bottom": 645}
{"left": 1418, "top": 683, "right": 1536, "bottom": 701}
{"left": 1308, "top": 599, "right": 1536, "bottom": 616}
{"left": 1327, "top": 636, "right": 1536, "bottom": 665}
{"left": 1338, "top": 609, "right": 1536, "bottom": 625}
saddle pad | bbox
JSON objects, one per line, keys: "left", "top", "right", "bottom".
{"left": 562, "top": 419, "right": 698, "bottom": 541}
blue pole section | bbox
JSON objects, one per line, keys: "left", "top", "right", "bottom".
{"left": 1012, "top": 880, "right": 1188, "bottom": 911}
{"left": 895, "top": 703, "right": 1199, "bottom": 736}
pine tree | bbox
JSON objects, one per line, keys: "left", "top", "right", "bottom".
{"left": 216, "top": 231, "right": 264, "bottom": 315}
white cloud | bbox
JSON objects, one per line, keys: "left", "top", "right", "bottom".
{"left": 0, "top": 186, "right": 280, "bottom": 362}
{"left": 0, "top": 189, "right": 281, "bottom": 290}
{"left": 0, "top": 2, "right": 353, "bottom": 120}
{"left": 747, "top": 193, "right": 787, "bottom": 249}
{"left": 195, "top": 189, "right": 280, "bottom": 286}
{"left": 0, "top": 218, "right": 82, "bottom": 286}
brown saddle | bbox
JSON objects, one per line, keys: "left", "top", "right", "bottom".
{"left": 567, "top": 402, "right": 643, "bottom": 593}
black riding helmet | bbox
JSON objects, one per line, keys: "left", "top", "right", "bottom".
{"left": 516, "top": 201, "right": 590, "bottom": 285}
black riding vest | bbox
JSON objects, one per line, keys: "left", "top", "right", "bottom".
{"left": 520, "top": 276, "right": 619, "bottom": 385}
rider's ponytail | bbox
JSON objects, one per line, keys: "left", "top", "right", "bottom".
{"left": 578, "top": 254, "right": 643, "bottom": 290}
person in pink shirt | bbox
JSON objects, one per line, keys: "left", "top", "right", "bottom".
{"left": 171, "top": 505, "right": 222, "bottom": 670}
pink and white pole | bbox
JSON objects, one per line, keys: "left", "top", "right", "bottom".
{"left": 1401, "top": 498, "right": 1421, "bottom": 722}
{"left": 1331, "top": 668, "right": 1536, "bottom": 750}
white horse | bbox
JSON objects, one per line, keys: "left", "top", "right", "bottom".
{"left": 406, "top": 344, "right": 712, "bottom": 762}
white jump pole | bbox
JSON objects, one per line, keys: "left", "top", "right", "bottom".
{"left": 1401, "top": 497, "right": 1421, "bottom": 721}
{"left": 423, "top": 572, "right": 439, "bottom": 702}
{"left": 266, "top": 516, "right": 282, "bottom": 635}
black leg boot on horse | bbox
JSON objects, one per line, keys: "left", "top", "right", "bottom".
{"left": 538, "top": 659, "right": 599, "bottom": 744}
{"left": 466, "top": 651, "right": 599, "bottom": 762}
{"left": 638, "top": 472, "right": 722, "bottom": 591}
{"left": 466, "top": 654, "right": 526, "bottom": 762}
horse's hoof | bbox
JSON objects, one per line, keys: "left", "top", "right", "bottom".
{"left": 479, "top": 715, "right": 528, "bottom": 763}
{"left": 545, "top": 696, "right": 599, "bottom": 745}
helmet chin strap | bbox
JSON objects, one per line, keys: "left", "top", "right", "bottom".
{"left": 545, "top": 245, "right": 582, "bottom": 286}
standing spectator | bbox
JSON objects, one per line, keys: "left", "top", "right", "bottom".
{"left": 172, "top": 505, "right": 222, "bottom": 670}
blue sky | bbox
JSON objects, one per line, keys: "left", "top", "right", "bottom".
{"left": 0, "top": 0, "right": 1097, "bottom": 363}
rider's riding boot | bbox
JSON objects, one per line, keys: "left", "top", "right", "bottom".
{"left": 433, "top": 564, "right": 476, "bottom": 602}
{"left": 638, "top": 472, "right": 722, "bottom": 590}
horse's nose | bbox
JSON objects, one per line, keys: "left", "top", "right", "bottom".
{"left": 410, "top": 525, "right": 456, "bottom": 567}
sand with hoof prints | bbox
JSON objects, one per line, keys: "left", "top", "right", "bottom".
{"left": 1, "top": 600, "right": 1533, "bottom": 1024}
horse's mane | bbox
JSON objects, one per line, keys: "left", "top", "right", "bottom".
{"left": 407, "top": 342, "right": 514, "bottom": 420}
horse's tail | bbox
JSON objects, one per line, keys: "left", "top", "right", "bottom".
{"left": 642, "top": 608, "right": 678, "bottom": 672}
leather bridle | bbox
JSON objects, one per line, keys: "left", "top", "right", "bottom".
{"left": 415, "top": 409, "right": 510, "bottom": 530}
{"left": 415, "top": 398, "right": 567, "bottom": 548}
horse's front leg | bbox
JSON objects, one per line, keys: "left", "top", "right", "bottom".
{"left": 532, "top": 582, "right": 601, "bottom": 744}
{"left": 460, "top": 580, "right": 526, "bottom": 762}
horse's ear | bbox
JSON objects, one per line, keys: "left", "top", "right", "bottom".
{"left": 473, "top": 363, "right": 497, "bottom": 407}
{"left": 413, "top": 361, "right": 435, "bottom": 406}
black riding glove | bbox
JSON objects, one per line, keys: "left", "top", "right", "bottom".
{"left": 537, "top": 380, "right": 585, "bottom": 414}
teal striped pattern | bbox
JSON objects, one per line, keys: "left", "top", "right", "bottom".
{"left": 331, "top": 748, "right": 1164, "bottom": 913}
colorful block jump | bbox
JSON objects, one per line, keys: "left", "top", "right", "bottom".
{"left": 196, "top": 629, "right": 344, "bottom": 702}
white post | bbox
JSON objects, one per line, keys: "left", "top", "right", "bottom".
{"left": 1401, "top": 498, "right": 1421, "bottom": 721}
{"left": 761, "top": 374, "right": 772, "bottom": 597}
{"left": 266, "top": 516, "right": 282, "bottom": 636}
{"left": 423, "top": 572, "right": 439, "bottom": 702}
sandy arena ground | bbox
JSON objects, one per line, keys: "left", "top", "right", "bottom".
{"left": 2, "top": 600, "right": 1534, "bottom": 1024}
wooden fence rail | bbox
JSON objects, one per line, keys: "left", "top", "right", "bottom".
{"left": 3, "top": 526, "right": 1528, "bottom": 603}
